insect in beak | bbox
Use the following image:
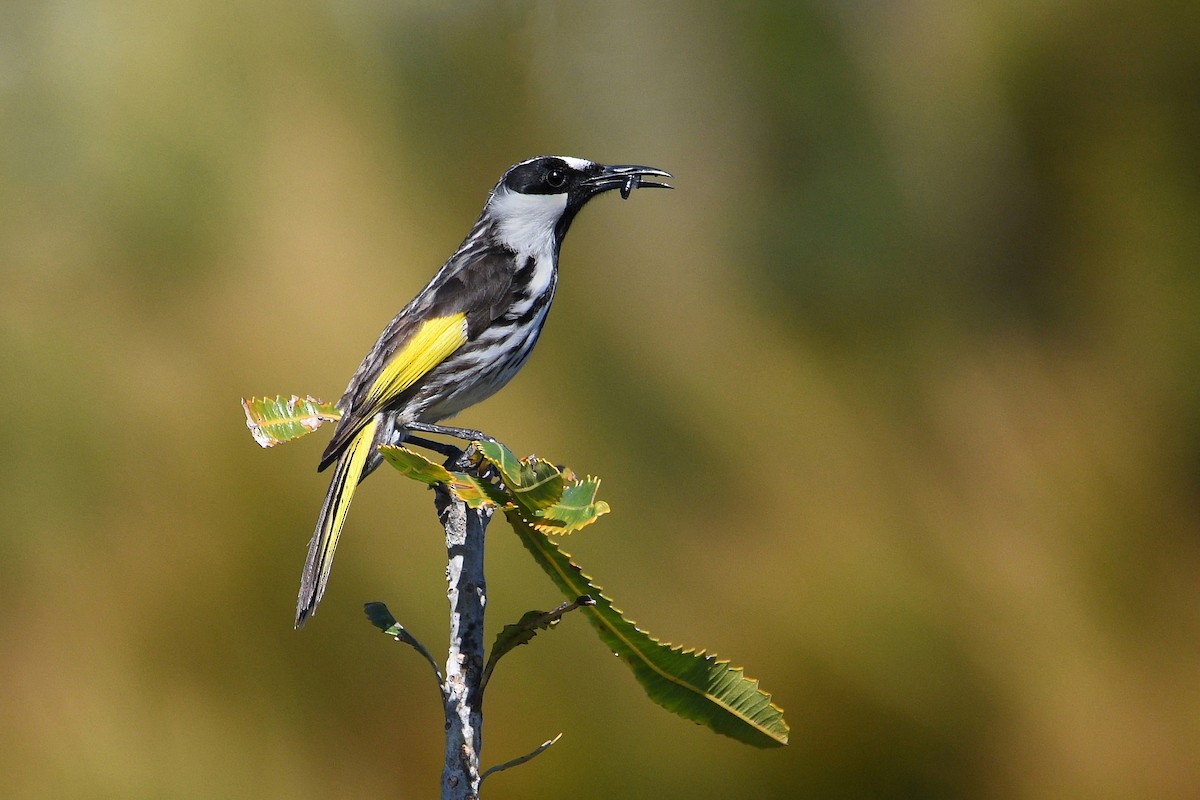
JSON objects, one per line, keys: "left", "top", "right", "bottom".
{"left": 620, "top": 174, "right": 640, "bottom": 200}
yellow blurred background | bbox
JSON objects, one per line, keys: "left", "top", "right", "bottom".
{"left": 3, "top": 2, "right": 1198, "bottom": 797}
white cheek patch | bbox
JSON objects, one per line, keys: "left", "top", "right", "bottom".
{"left": 490, "top": 189, "right": 568, "bottom": 255}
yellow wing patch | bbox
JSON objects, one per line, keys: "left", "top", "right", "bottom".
{"left": 367, "top": 313, "right": 468, "bottom": 408}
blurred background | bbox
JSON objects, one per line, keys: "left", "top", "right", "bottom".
{"left": 3, "top": 1, "right": 1198, "bottom": 797}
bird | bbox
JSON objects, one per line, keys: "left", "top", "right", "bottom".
{"left": 295, "top": 156, "right": 672, "bottom": 627}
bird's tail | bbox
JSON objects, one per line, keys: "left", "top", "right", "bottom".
{"left": 295, "top": 417, "right": 380, "bottom": 628}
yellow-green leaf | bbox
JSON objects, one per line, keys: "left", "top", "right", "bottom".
{"left": 475, "top": 440, "right": 564, "bottom": 513}
{"left": 380, "top": 444, "right": 454, "bottom": 485}
{"left": 379, "top": 445, "right": 507, "bottom": 509}
{"left": 242, "top": 395, "right": 340, "bottom": 447}
{"left": 533, "top": 477, "right": 610, "bottom": 534}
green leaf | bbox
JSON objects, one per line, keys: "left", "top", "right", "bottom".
{"left": 364, "top": 602, "right": 443, "bottom": 684}
{"left": 466, "top": 445, "right": 609, "bottom": 533}
{"left": 475, "top": 439, "right": 521, "bottom": 477}
{"left": 475, "top": 441, "right": 564, "bottom": 514}
{"left": 242, "top": 395, "right": 340, "bottom": 447}
{"left": 379, "top": 445, "right": 454, "bottom": 485}
{"left": 507, "top": 514, "right": 790, "bottom": 748}
{"left": 380, "top": 445, "right": 507, "bottom": 509}
{"left": 385, "top": 441, "right": 593, "bottom": 522}
{"left": 482, "top": 597, "right": 594, "bottom": 690}
{"left": 481, "top": 733, "right": 563, "bottom": 783}
{"left": 532, "top": 477, "right": 610, "bottom": 534}
{"left": 451, "top": 475, "right": 511, "bottom": 509}
{"left": 363, "top": 600, "right": 399, "bottom": 632}
{"left": 490, "top": 609, "right": 562, "bottom": 659}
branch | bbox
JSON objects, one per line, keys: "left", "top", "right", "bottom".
{"left": 435, "top": 453, "right": 493, "bottom": 800}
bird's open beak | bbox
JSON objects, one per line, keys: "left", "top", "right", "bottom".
{"left": 586, "top": 164, "right": 674, "bottom": 199}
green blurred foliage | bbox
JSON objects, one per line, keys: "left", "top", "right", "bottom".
{"left": 3, "top": 1, "right": 1199, "bottom": 798}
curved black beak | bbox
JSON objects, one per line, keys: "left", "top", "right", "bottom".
{"left": 585, "top": 164, "right": 673, "bottom": 199}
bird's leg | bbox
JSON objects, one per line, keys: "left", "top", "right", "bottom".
{"left": 403, "top": 434, "right": 464, "bottom": 460}
{"left": 405, "top": 421, "right": 498, "bottom": 444}
{"left": 404, "top": 423, "right": 502, "bottom": 480}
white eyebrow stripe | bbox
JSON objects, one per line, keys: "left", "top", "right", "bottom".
{"left": 555, "top": 156, "right": 593, "bottom": 171}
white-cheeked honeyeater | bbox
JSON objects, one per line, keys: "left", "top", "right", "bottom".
{"left": 296, "top": 156, "right": 671, "bottom": 627}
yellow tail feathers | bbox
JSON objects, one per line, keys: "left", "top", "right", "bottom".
{"left": 295, "top": 417, "right": 380, "bottom": 627}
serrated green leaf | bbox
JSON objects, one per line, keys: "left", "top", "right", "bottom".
{"left": 380, "top": 445, "right": 507, "bottom": 509}
{"left": 242, "top": 395, "right": 340, "bottom": 447}
{"left": 449, "top": 473, "right": 511, "bottom": 509}
{"left": 510, "top": 458, "right": 565, "bottom": 513}
{"left": 475, "top": 440, "right": 520, "bottom": 477}
{"left": 382, "top": 441, "right": 601, "bottom": 526}
{"left": 485, "top": 610, "right": 560, "bottom": 684}
{"left": 380, "top": 445, "right": 454, "bottom": 485}
{"left": 507, "top": 514, "right": 790, "bottom": 748}
{"left": 533, "top": 477, "right": 610, "bottom": 534}
{"left": 495, "top": 608, "right": 557, "bottom": 651}
{"left": 482, "top": 597, "right": 593, "bottom": 690}
{"left": 475, "top": 441, "right": 564, "bottom": 513}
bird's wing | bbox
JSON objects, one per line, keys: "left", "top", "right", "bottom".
{"left": 317, "top": 244, "right": 519, "bottom": 470}
{"left": 317, "top": 313, "right": 467, "bottom": 470}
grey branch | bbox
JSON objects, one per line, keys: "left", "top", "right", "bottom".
{"left": 435, "top": 473, "right": 493, "bottom": 800}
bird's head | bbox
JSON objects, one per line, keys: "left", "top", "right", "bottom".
{"left": 488, "top": 156, "right": 671, "bottom": 253}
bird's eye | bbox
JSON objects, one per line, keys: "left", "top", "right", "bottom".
{"left": 545, "top": 169, "right": 567, "bottom": 189}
